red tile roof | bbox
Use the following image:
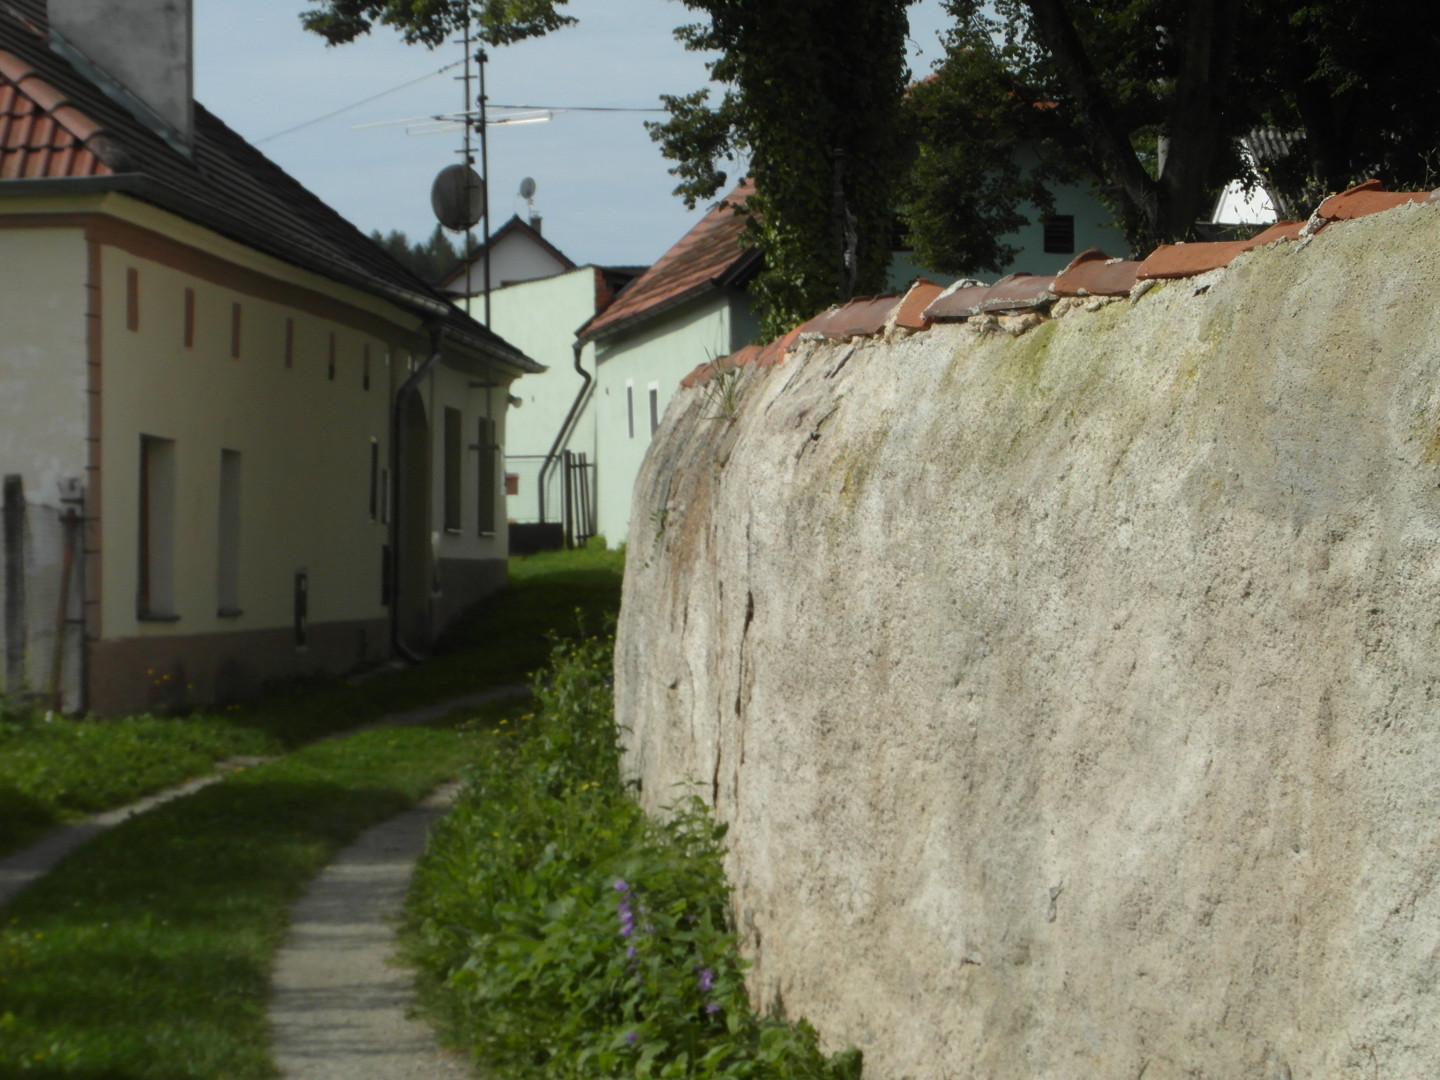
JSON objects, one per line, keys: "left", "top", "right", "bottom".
{"left": 576, "top": 180, "right": 758, "bottom": 344}
{"left": 799, "top": 293, "right": 900, "bottom": 339}
{"left": 0, "top": 48, "right": 113, "bottom": 178}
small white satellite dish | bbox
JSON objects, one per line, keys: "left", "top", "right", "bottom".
{"left": 519, "top": 176, "right": 537, "bottom": 200}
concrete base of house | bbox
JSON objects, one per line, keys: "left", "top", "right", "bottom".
{"left": 87, "top": 616, "right": 390, "bottom": 715}
{"left": 432, "top": 557, "right": 507, "bottom": 637}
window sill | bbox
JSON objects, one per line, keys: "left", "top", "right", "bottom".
{"left": 218, "top": 608, "right": 243, "bottom": 619}
{"left": 137, "top": 612, "right": 180, "bottom": 623}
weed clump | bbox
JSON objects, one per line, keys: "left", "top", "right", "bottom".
{"left": 403, "top": 631, "right": 861, "bottom": 1080}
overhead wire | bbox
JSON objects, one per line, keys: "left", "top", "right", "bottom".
{"left": 255, "top": 59, "right": 467, "bottom": 145}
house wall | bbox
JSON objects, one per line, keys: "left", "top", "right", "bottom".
{"left": 91, "top": 221, "right": 399, "bottom": 709}
{"left": 450, "top": 229, "right": 569, "bottom": 294}
{"left": 489, "top": 266, "right": 600, "bottom": 524}
{"left": 591, "top": 289, "right": 757, "bottom": 544}
{"left": 1, "top": 192, "right": 515, "bottom": 712}
{"left": 889, "top": 177, "right": 1120, "bottom": 289}
{"left": 426, "top": 360, "right": 510, "bottom": 632}
{"left": 0, "top": 223, "right": 90, "bottom": 707}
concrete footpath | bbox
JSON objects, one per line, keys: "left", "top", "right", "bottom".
{"left": 267, "top": 780, "right": 473, "bottom": 1079}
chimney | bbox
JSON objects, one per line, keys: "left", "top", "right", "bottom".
{"left": 49, "top": 0, "right": 194, "bottom": 148}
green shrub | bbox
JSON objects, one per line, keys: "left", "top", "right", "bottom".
{"left": 403, "top": 634, "right": 861, "bottom": 1080}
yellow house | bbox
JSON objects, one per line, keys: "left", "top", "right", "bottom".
{"left": 0, "top": 0, "right": 542, "bottom": 714}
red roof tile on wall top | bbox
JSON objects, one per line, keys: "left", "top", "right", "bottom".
{"left": 577, "top": 180, "right": 756, "bottom": 343}
{"left": 1138, "top": 220, "right": 1304, "bottom": 280}
{"left": 1317, "top": 179, "right": 1439, "bottom": 221}
{"left": 922, "top": 278, "right": 992, "bottom": 321}
{"left": 1053, "top": 249, "right": 1141, "bottom": 297}
{"left": 0, "top": 49, "right": 112, "bottom": 178}
{"left": 800, "top": 294, "right": 899, "bottom": 339}
{"left": 893, "top": 279, "right": 943, "bottom": 330}
{"left": 923, "top": 273, "right": 1057, "bottom": 321}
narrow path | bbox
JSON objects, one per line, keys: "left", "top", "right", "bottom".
{"left": 268, "top": 781, "right": 472, "bottom": 1079}
{"left": 0, "top": 685, "right": 524, "bottom": 908}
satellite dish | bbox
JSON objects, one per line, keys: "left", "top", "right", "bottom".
{"left": 519, "top": 176, "right": 536, "bottom": 200}
{"left": 431, "top": 164, "right": 485, "bottom": 231}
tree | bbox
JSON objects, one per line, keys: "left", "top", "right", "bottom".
{"left": 369, "top": 225, "right": 462, "bottom": 284}
{"left": 300, "top": 0, "right": 573, "bottom": 47}
{"left": 907, "top": 0, "right": 1440, "bottom": 262}
{"left": 647, "top": 0, "right": 912, "bottom": 338}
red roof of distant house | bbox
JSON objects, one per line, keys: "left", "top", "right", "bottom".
{"left": 577, "top": 180, "right": 759, "bottom": 345}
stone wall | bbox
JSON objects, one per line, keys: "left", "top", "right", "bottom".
{"left": 615, "top": 200, "right": 1440, "bottom": 1078}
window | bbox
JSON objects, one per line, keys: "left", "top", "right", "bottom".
{"left": 626, "top": 380, "right": 635, "bottom": 439}
{"left": 368, "top": 437, "right": 380, "bottom": 521}
{"left": 1043, "top": 215, "right": 1075, "bottom": 255}
{"left": 476, "top": 416, "right": 498, "bottom": 535}
{"left": 284, "top": 318, "right": 295, "bottom": 368}
{"left": 648, "top": 381, "right": 660, "bottom": 435}
{"left": 126, "top": 267, "right": 140, "bottom": 332}
{"left": 293, "top": 570, "right": 308, "bottom": 648}
{"left": 443, "top": 406, "right": 462, "bottom": 532}
{"left": 217, "top": 450, "right": 241, "bottom": 616}
{"left": 183, "top": 287, "right": 195, "bottom": 348}
{"left": 137, "top": 435, "right": 176, "bottom": 618}
{"left": 363, "top": 344, "right": 372, "bottom": 391}
{"left": 230, "top": 302, "right": 242, "bottom": 359}
{"left": 327, "top": 332, "right": 337, "bottom": 381}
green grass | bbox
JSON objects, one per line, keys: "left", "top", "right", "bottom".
{"left": 0, "top": 542, "right": 625, "bottom": 857}
{"left": 0, "top": 710, "right": 503, "bottom": 1079}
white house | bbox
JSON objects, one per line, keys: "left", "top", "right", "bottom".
{"left": 0, "top": 0, "right": 541, "bottom": 713}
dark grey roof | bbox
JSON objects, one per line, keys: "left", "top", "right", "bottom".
{"left": 0, "top": 0, "right": 539, "bottom": 373}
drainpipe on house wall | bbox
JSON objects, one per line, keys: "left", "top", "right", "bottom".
{"left": 538, "top": 340, "right": 592, "bottom": 528}
{"left": 388, "top": 328, "right": 446, "bottom": 664}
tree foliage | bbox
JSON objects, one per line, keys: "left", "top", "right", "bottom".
{"left": 370, "top": 224, "right": 463, "bottom": 284}
{"left": 648, "top": 0, "right": 912, "bottom": 338}
{"left": 906, "top": 0, "right": 1440, "bottom": 262}
{"left": 300, "top": 0, "right": 574, "bottom": 47}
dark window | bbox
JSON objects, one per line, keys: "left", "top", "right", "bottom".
{"left": 183, "top": 287, "right": 194, "bottom": 348}
{"left": 293, "top": 570, "right": 308, "bottom": 647}
{"left": 476, "top": 416, "right": 498, "bottom": 535}
{"left": 137, "top": 435, "right": 176, "bottom": 618}
{"left": 443, "top": 406, "right": 462, "bottom": 532}
{"left": 648, "top": 384, "right": 660, "bottom": 435}
{"left": 1043, "top": 215, "right": 1075, "bottom": 255}
{"left": 327, "top": 332, "right": 336, "bottom": 381}
{"left": 284, "top": 318, "right": 294, "bottom": 368}
{"left": 217, "top": 450, "right": 241, "bottom": 616}
{"left": 368, "top": 438, "right": 379, "bottom": 521}
{"left": 126, "top": 267, "right": 140, "bottom": 332}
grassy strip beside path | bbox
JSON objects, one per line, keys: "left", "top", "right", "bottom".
{"left": 0, "top": 543, "right": 624, "bottom": 856}
{"left": 0, "top": 700, "right": 527, "bottom": 1079}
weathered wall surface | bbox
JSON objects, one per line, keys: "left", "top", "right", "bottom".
{"left": 615, "top": 202, "right": 1440, "bottom": 1079}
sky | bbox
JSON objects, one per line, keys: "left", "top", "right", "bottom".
{"left": 193, "top": 0, "right": 954, "bottom": 270}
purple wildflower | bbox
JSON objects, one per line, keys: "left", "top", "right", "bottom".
{"left": 697, "top": 968, "right": 714, "bottom": 993}
{"left": 706, "top": 1002, "right": 722, "bottom": 1014}
{"left": 626, "top": 1031, "right": 638, "bottom": 1045}
{"left": 618, "top": 900, "right": 636, "bottom": 937}
{"left": 614, "top": 879, "right": 630, "bottom": 893}
{"left": 626, "top": 944, "right": 638, "bottom": 960}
